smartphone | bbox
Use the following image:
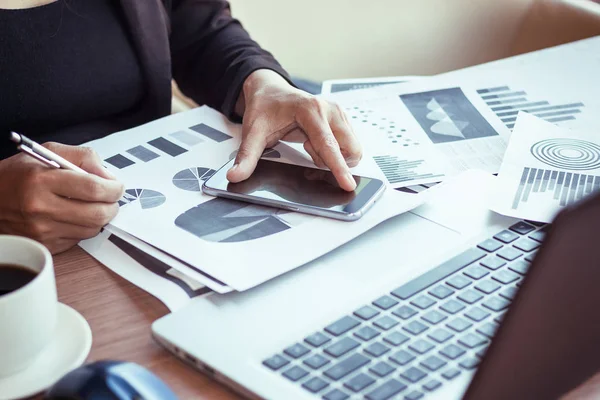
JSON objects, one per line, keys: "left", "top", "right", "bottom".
{"left": 202, "top": 158, "right": 386, "bottom": 221}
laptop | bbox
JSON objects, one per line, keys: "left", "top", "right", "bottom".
{"left": 152, "top": 171, "right": 599, "bottom": 399}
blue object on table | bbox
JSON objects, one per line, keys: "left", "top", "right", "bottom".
{"left": 44, "top": 360, "right": 177, "bottom": 400}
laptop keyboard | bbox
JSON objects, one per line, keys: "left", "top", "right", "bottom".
{"left": 262, "top": 220, "right": 548, "bottom": 400}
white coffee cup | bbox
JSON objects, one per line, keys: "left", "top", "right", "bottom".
{"left": 0, "top": 235, "right": 57, "bottom": 377}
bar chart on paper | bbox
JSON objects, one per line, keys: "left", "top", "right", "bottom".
{"left": 511, "top": 167, "right": 600, "bottom": 210}
{"left": 477, "top": 86, "right": 585, "bottom": 130}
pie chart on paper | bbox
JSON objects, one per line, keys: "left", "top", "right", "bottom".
{"left": 118, "top": 189, "right": 166, "bottom": 209}
{"left": 172, "top": 167, "right": 217, "bottom": 192}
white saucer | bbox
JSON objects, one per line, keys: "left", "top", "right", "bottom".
{"left": 0, "top": 303, "right": 92, "bottom": 400}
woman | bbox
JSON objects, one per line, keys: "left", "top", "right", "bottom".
{"left": 0, "top": 0, "right": 362, "bottom": 254}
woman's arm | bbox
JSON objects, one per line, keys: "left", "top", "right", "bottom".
{"left": 169, "top": 0, "right": 291, "bottom": 120}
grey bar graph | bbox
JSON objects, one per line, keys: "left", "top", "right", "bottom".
{"left": 477, "top": 86, "right": 510, "bottom": 94}
{"left": 477, "top": 85, "right": 584, "bottom": 130}
{"left": 512, "top": 167, "right": 600, "bottom": 210}
{"left": 127, "top": 145, "right": 160, "bottom": 162}
{"left": 373, "top": 155, "right": 444, "bottom": 184}
{"left": 486, "top": 97, "right": 528, "bottom": 106}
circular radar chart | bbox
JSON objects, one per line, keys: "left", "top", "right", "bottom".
{"left": 172, "top": 167, "right": 216, "bottom": 192}
{"left": 118, "top": 189, "right": 166, "bottom": 209}
{"left": 530, "top": 139, "right": 600, "bottom": 170}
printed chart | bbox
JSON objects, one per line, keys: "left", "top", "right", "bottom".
{"left": 477, "top": 85, "right": 585, "bottom": 130}
{"left": 400, "top": 87, "right": 498, "bottom": 144}
{"left": 118, "top": 189, "right": 166, "bottom": 209}
{"left": 175, "top": 198, "right": 299, "bottom": 243}
{"left": 172, "top": 167, "right": 217, "bottom": 192}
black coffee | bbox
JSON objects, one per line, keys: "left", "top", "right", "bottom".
{"left": 0, "top": 264, "right": 38, "bottom": 296}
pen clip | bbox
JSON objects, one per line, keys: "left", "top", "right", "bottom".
{"left": 19, "top": 145, "right": 61, "bottom": 169}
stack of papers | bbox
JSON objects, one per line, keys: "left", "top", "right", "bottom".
{"left": 79, "top": 35, "right": 600, "bottom": 309}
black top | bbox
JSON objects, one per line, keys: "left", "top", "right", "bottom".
{"left": 0, "top": 1, "right": 145, "bottom": 159}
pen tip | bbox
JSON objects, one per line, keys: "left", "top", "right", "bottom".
{"left": 9, "top": 132, "right": 20, "bottom": 144}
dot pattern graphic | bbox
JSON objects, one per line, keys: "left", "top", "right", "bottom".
{"left": 345, "top": 106, "right": 419, "bottom": 147}
{"left": 530, "top": 139, "right": 600, "bottom": 171}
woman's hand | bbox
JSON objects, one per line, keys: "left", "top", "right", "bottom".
{"left": 0, "top": 143, "right": 124, "bottom": 254}
{"left": 226, "top": 69, "right": 362, "bottom": 192}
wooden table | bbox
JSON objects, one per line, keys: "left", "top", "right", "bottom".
{"left": 49, "top": 246, "right": 599, "bottom": 400}
{"left": 52, "top": 246, "right": 241, "bottom": 400}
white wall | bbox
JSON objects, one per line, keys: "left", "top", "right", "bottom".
{"left": 229, "top": 0, "right": 534, "bottom": 81}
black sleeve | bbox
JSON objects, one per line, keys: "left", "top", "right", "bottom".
{"left": 168, "top": 0, "right": 293, "bottom": 121}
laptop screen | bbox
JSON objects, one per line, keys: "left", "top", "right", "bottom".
{"left": 463, "top": 192, "right": 600, "bottom": 399}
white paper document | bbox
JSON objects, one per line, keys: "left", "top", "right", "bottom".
{"left": 491, "top": 113, "right": 600, "bottom": 223}
{"left": 84, "top": 106, "right": 424, "bottom": 291}
{"left": 79, "top": 230, "right": 211, "bottom": 312}
{"left": 321, "top": 75, "right": 422, "bottom": 94}
{"left": 326, "top": 36, "right": 600, "bottom": 189}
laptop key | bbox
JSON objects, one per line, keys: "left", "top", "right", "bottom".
{"left": 305, "top": 332, "right": 331, "bottom": 347}
{"left": 446, "top": 275, "right": 472, "bottom": 290}
{"left": 493, "top": 270, "right": 520, "bottom": 285}
{"left": 302, "top": 376, "right": 329, "bottom": 393}
{"left": 284, "top": 343, "right": 310, "bottom": 359}
{"left": 529, "top": 226, "right": 549, "bottom": 243}
{"left": 476, "top": 345, "right": 489, "bottom": 359}
{"left": 482, "top": 297, "right": 511, "bottom": 312}
{"left": 390, "top": 349, "right": 416, "bottom": 366}
{"left": 262, "top": 354, "right": 289, "bottom": 371}
{"left": 428, "top": 285, "right": 454, "bottom": 299}
{"left": 366, "top": 379, "right": 407, "bottom": 400}
{"left": 421, "top": 310, "right": 447, "bottom": 324}
{"left": 513, "top": 238, "right": 540, "bottom": 252}
{"left": 374, "top": 316, "right": 399, "bottom": 331}
{"left": 410, "top": 295, "right": 436, "bottom": 310}
{"left": 497, "top": 247, "right": 523, "bottom": 261}
{"left": 369, "top": 361, "right": 397, "bottom": 377}
{"left": 509, "top": 221, "right": 536, "bottom": 235}
{"left": 391, "top": 248, "right": 486, "bottom": 300}
{"left": 475, "top": 279, "right": 501, "bottom": 294}
{"left": 500, "top": 286, "right": 519, "bottom": 300}
{"left": 457, "top": 289, "right": 484, "bottom": 304}
{"left": 324, "top": 337, "right": 360, "bottom": 358}
{"left": 440, "top": 299, "right": 466, "bottom": 314}
{"left": 423, "top": 379, "right": 442, "bottom": 391}
{"left": 355, "top": 326, "right": 381, "bottom": 341}
{"left": 401, "top": 366, "right": 428, "bottom": 383}
{"left": 428, "top": 328, "right": 454, "bottom": 343}
{"left": 325, "top": 316, "right": 361, "bottom": 336}
{"left": 440, "top": 344, "right": 466, "bottom": 360}
{"left": 459, "top": 357, "right": 480, "bottom": 370}
{"left": 509, "top": 260, "right": 530, "bottom": 276}
{"left": 393, "top": 305, "right": 418, "bottom": 320}
{"left": 354, "top": 305, "right": 380, "bottom": 321}
{"left": 384, "top": 331, "right": 410, "bottom": 346}
{"left": 324, "top": 353, "right": 371, "bottom": 380}
{"left": 446, "top": 317, "right": 473, "bottom": 333}
{"left": 323, "top": 388, "right": 350, "bottom": 400}
{"left": 282, "top": 365, "right": 308, "bottom": 381}
{"left": 525, "top": 251, "right": 538, "bottom": 263}
{"left": 480, "top": 257, "right": 506, "bottom": 271}
{"left": 373, "top": 295, "right": 399, "bottom": 310}
{"left": 303, "top": 354, "right": 330, "bottom": 369}
{"left": 477, "top": 239, "right": 503, "bottom": 252}
{"left": 365, "top": 342, "right": 391, "bottom": 357}
{"left": 405, "top": 391, "right": 424, "bottom": 400}
{"left": 464, "top": 265, "right": 489, "bottom": 280}
{"left": 459, "top": 333, "right": 488, "bottom": 349}
{"left": 409, "top": 339, "right": 434, "bottom": 354}
{"left": 344, "top": 373, "right": 376, "bottom": 392}
{"left": 420, "top": 355, "right": 447, "bottom": 371}
{"left": 442, "top": 368, "right": 462, "bottom": 380}
{"left": 403, "top": 320, "right": 429, "bottom": 335}
{"left": 494, "top": 311, "right": 507, "bottom": 323}
{"left": 477, "top": 322, "right": 499, "bottom": 339}
{"left": 493, "top": 230, "right": 519, "bottom": 244}
{"left": 464, "top": 307, "right": 491, "bottom": 322}
{"left": 526, "top": 220, "right": 546, "bottom": 227}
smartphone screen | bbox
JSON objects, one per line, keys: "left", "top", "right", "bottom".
{"left": 203, "top": 158, "right": 385, "bottom": 218}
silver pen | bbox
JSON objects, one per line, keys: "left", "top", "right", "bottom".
{"left": 9, "top": 131, "right": 88, "bottom": 174}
